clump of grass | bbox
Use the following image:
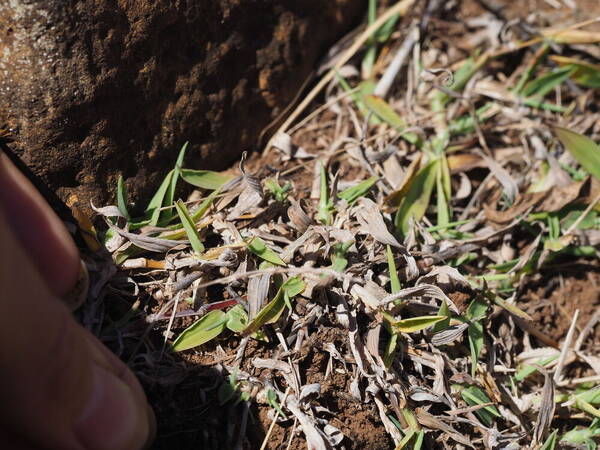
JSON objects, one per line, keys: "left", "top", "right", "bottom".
{"left": 90, "top": 1, "right": 600, "bottom": 447}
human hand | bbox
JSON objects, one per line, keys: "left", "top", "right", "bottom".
{"left": 0, "top": 152, "right": 154, "bottom": 449}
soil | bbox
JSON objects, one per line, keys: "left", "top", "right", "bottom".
{"left": 0, "top": 0, "right": 364, "bottom": 211}
{"left": 523, "top": 265, "right": 600, "bottom": 349}
{"left": 146, "top": 305, "right": 393, "bottom": 449}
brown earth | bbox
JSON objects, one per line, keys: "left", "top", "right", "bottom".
{"left": 0, "top": 0, "right": 364, "bottom": 211}
{"left": 523, "top": 266, "right": 600, "bottom": 349}
{"left": 145, "top": 308, "right": 393, "bottom": 449}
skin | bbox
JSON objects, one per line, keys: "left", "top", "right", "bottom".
{"left": 0, "top": 152, "right": 154, "bottom": 449}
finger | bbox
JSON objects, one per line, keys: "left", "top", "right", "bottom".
{"left": 0, "top": 211, "right": 152, "bottom": 450}
{"left": 0, "top": 151, "right": 80, "bottom": 297}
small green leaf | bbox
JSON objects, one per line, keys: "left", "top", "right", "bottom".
{"left": 267, "top": 389, "right": 288, "bottom": 419}
{"left": 374, "top": 13, "right": 399, "bottom": 43}
{"left": 282, "top": 276, "right": 306, "bottom": 299}
{"left": 413, "top": 430, "right": 425, "bottom": 450}
{"left": 146, "top": 170, "right": 174, "bottom": 226}
{"left": 555, "top": 127, "right": 600, "bottom": 181}
{"left": 113, "top": 244, "right": 145, "bottom": 265}
{"left": 190, "top": 188, "right": 221, "bottom": 222}
{"left": 242, "top": 277, "right": 304, "bottom": 336}
{"left": 116, "top": 175, "right": 130, "bottom": 220}
{"left": 180, "top": 169, "right": 232, "bottom": 190}
{"left": 383, "top": 331, "right": 399, "bottom": 368}
{"left": 317, "top": 162, "right": 334, "bottom": 225}
{"left": 576, "top": 387, "right": 600, "bottom": 405}
{"left": 336, "top": 73, "right": 376, "bottom": 120}
{"left": 448, "top": 104, "right": 495, "bottom": 136}
{"left": 515, "top": 354, "right": 559, "bottom": 382}
{"left": 394, "top": 159, "right": 439, "bottom": 234}
{"left": 363, "top": 95, "right": 420, "bottom": 145}
{"left": 386, "top": 245, "right": 401, "bottom": 293}
{"left": 361, "top": 0, "right": 378, "bottom": 78}
{"left": 466, "top": 297, "right": 487, "bottom": 376}
{"left": 520, "top": 66, "right": 576, "bottom": 98}
{"left": 226, "top": 304, "right": 248, "bottom": 333}
{"left": 468, "top": 321, "right": 484, "bottom": 377}
{"left": 551, "top": 55, "right": 600, "bottom": 88}
{"left": 330, "top": 241, "right": 353, "bottom": 273}
{"left": 432, "top": 300, "right": 450, "bottom": 333}
{"left": 467, "top": 297, "right": 488, "bottom": 321}
{"left": 390, "top": 315, "right": 447, "bottom": 333}
{"left": 160, "top": 142, "right": 188, "bottom": 224}
{"left": 265, "top": 179, "right": 291, "bottom": 203}
{"left": 561, "top": 419, "right": 600, "bottom": 447}
{"left": 460, "top": 385, "right": 501, "bottom": 427}
{"left": 539, "top": 430, "right": 558, "bottom": 450}
{"left": 436, "top": 165, "right": 450, "bottom": 227}
{"left": 172, "top": 310, "right": 227, "bottom": 351}
{"left": 242, "top": 292, "right": 285, "bottom": 336}
{"left": 338, "top": 176, "right": 379, "bottom": 204}
{"left": 218, "top": 369, "right": 241, "bottom": 405}
{"left": 576, "top": 398, "right": 600, "bottom": 419}
{"left": 247, "top": 237, "right": 286, "bottom": 266}
{"left": 175, "top": 199, "right": 205, "bottom": 254}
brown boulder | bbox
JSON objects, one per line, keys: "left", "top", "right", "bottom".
{"left": 0, "top": 0, "right": 364, "bottom": 209}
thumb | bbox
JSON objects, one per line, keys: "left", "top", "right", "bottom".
{"left": 0, "top": 211, "right": 154, "bottom": 450}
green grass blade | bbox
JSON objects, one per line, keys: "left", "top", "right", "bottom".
{"left": 116, "top": 175, "right": 130, "bottom": 220}
{"left": 515, "top": 355, "right": 559, "bottom": 382}
{"left": 180, "top": 169, "right": 232, "bottom": 190}
{"left": 539, "top": 430, "right": 558, "bottom": 450}
{"left": 146, "top": 169, "right": 174, "bottom": 226}
{"left": 175, "top": 199, "right": 205, "bottom": 254}
{"left": 361, "top": 0, "right": 378, "bottom": 78}
{"left": 242, "top": 291, "right": 286, "bottom": 336}
{"left": 226, "top": 304, "right": 248, "bottom": 333}
{"left": 160, "top": 142, "right": 188, "bottom": 225}
{"left": 383, "top": 332, "right": 399, "bottom": 368}
{"left": 394, "top": 159, "right": 438, "bottom": 234}
{"left": 190, "top": 188, "right": 221, "bottom": 222}
{"left": 242, "top": 277, "right": 304, "bottom": 336}
{"left": 460, "top": 385, "right": 501, "bottom": 426}
{"left": 390, "top": 315, "right": 447, "bottom": 333}
{"left": 282, "top": 276, "right": 305, "bottom": 298}
{"left": 514, "top": 43, "right": 550, "bottom": 94}
{"left": 338, "top": 176, "right": 379, "bottom": 204}
{"left": 386, "top": 245, "right": 401, "bottom": 293}
{"left": 432, "top": 300, "right": 450, "bottom": 333}
{"left": 363, "top": 95, "right": 421, "bottom": 145}
{"left": 330, "top": 241, "right": 353, "bottom": 273}
{"left": 554, "top": 127, "right": 600, "bottom": 181}
{"left": 317, "top": 162, "right": 334, "bottom": 225}
{"left": 247, "top": 236, "right": 286, "bottom": 266}
{"left": 576, "top": 398, "right": 600, "bottom": 419}
{"left": 436, "top": 165, "right": 450, "bottom": 227}
{"left": 172, "top": 310, "right": 228, "bottom": 351}
{"left": 521, "top": 66, "right": 576, "bottom": 98}
{"left": 468, "top": 321, "right": 484, "bottom": 377}
{"left": 413, "top": 430, "right": 425, "bottom": 450}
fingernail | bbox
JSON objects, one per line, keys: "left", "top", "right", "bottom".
{"left": 75, "top": 364, "right": 149, "bottom": 450}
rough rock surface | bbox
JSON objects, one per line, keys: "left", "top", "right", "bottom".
{"left": 0, "top": 0, "right": 364, "bottom": 208}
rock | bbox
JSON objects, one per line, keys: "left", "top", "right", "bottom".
{"left": 0, "top": 0, "right": 364, "bottom": 209}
